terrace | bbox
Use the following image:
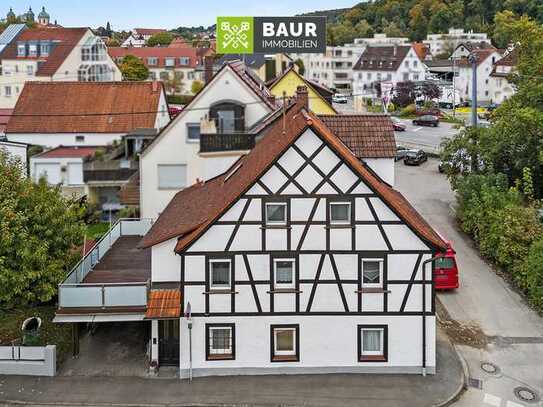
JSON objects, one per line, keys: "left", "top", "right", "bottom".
{"left": 55, "top": 219, "right": 153, "bottom": 322}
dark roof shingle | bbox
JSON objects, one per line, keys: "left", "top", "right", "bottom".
{"left": 353, "top": 45, "right": 412, "bottom": 71}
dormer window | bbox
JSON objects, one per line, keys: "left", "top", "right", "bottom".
{"left": 17, "top": 44, "right": 26, "bottom": 57}
{"left": 28, "top": 44, "right": 38, "bottom": 57}
{"left": 40, "top": 43, "right": 50, "bottom": 56}
{"left": 179, "top": 57, "right": 190, "bottom": 65}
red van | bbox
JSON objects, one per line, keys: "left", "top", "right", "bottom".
{"left": 434, "top": 244, "right": 459, "bottom": 290}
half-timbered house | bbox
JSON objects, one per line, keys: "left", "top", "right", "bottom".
{"left": 139, "top": 104, "right": 447, "bottom": 377}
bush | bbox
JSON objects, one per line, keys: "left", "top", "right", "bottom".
{"left": 167, "top": 94, "right": 193, "bottom": 105}
{"left": 399, "top": 104, "right": 416, "bottom": 117}
{"left": 517, "top": 238, "right": 543, "bottom": 310}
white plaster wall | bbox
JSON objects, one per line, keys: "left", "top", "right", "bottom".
{"left": 179, "top": 315, "right": 436, "bottom": 375}
{"left": 364, "top": 158, "right": 395, "bottom": 186}
{"left": 151, "top": 238, "right": 181, "bottom": 282}
{"left": 30, "top": 156, "right": 84, "bottom": 186}
{"left": 7, "top": 133, "right": 124, "bottom": 148}
{"left": 140, "top": 67, "right": 271, "bottom": 220}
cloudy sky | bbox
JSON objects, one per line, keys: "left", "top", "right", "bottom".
{"left": 8, "top": 0, "right": 356, "bottom": 30}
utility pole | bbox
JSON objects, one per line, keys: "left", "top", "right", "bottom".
{"left": 452, "top": 56, "right": 456, "bottom": 118}
{"left": 468, "top": 52, "right": 478, "bottom": 127}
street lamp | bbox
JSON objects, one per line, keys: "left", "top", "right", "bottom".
{"left": 468, "top": 52, "right": 478, "bottom": 128}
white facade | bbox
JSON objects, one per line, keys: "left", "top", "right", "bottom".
{"left": 30, "top": 156, "right": 85, "bottom": 186}
{"left": 140, "top": 66, "right": 272, "bottom": 220}
{"left": 149, "top": 127, "right": 438, "bottom": 376}
{"left": 352, "top": 47, "right": 426, "bottom": 103}
{"left": 455, "top": 50, "right": 502, "bottom": 104}
{"left": 0, "top": 29, "right": 122, "bottom": 108}
{"left": 121, "top": 33, "right": 146, "bottom": 48}
{"left": 423, "top": 29, "right": 491, "bottom": 57}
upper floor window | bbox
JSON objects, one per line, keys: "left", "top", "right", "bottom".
{"left": 40, "top": 43, "right": 49, "bottom": 56}
{"left": 179, "top": 57, "right": 190, "bottom": 65}
{"left": 274, "top": 259, "right": 295, "bottom": 289}
{"left": 28, "top": 44, "right": 37, "bottom": 57}
{"left": 209, "top": 259, "right": 231, "bottom": 290}
{"left": 367, "top": 72, "right": 372, "bottom": 80}
{"left": 265, "top": 202, "right": 287, "bottom": 226}
{"left": 186, "top": 123, "right": 201, "bottom": 142}
{"left": 165, "top": 58, "right": 175, "bottom": 67}
{"left": 329, "top": 201, "right": 351, "bottom": 225}
{"left": 413, "top": 60, "right": 418, "bottom": 67}
{"left": 17, "top": 44, "right": 26, "bottom": 57}
{"left": 81, "top": 37, "right": 107, "bottom": 61}
{"left": 26, "top": 65, "right": 34, "bottom": 76}
{"left": 361, "top": 258, "right": 384, "bottom": 288}
{"left": 147, "top": 57, "right": 158, "bottom": 66}
{"left": 209, "top": 101, "right": 245, "bottom": 133}
{"left": 403, "top": 72, "right": 409, "bottom": 81}
{"left": 4, "top": 86, "right": 11, "bottom": 97}
{"left": 404, "top": 60, "right": 409, "bottom": 68}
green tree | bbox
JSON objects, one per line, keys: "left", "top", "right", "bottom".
{"left": 354, "top": 19, "right": 374, "bottom": 38}
{"left": 146, "top": 32, "right": 174, "bottom": 47}
{"left": 294, "top": 58, "right": 305, "bottom": 76}
{"left": 120, "top": 55, "right": 149, "bottom": 81}
{"left": 191, "top": 80, "right": 204, "bottom": 94}
{"left": 0, "top": 151, "right": 85, "bottom": 307}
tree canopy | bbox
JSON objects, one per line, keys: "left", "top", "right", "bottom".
{"left": 0, "top": 151, "right": 85, "bottom": 307}
{"left": 146, "top": 32, "right": 174, "bottom": 47}
{"left": 120, "top": 55, "right": 149, "bottom": 81}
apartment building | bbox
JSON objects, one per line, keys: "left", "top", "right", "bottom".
{"left": 423, "top": 28, "right": 491, "bottom": 57}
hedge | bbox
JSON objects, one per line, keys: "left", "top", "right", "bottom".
{"left": 167, "top": 94, "right": 193, "bottom": 105}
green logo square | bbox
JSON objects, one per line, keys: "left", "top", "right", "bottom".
{"left": 217, "top": 17, "right": 254, "bottom": 54}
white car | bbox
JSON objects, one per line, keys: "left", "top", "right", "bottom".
{"left": 332, "top": 93, "right": 347, "bottom": 104}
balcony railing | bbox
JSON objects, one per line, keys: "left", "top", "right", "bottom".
{"left": 200, "top": 133, "right": 256, "bottom": 153}
{"left": 58, "top": 218, "right": 152, "bottom": 310}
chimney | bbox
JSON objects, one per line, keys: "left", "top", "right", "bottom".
{"left": 204, "top": 56, "right": 214, "bottom": 84}
{"left": 295, "top": 85, "right": 308, "bottom": 110}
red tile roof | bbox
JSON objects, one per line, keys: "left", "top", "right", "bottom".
{"left": 0, "top": 108, "right": 13, "bottom": 127}
{"left": 145, "top": 289, "right": 181, "bottom": 319}
{"left": 6, "top": 81, "right": 165, "bottom": 134}
{"left": 133, "top": 28, "right": 167, "bottom": 36}
{"left": 228, "top": 60, "right": 277, "bottom": 109}
{"left": 354, "top": 45, "right": 412, "bottom": 71}
{"left": 318, "top": 114, "right": 396, "bottom": 158}
{"left": 108, "top": 47, "right": 207, "bottom": 69}
{"left": 35, "top": 146, "right": 100, "bottom": 159}
{"left": 140, "top": 106, "right": 447, "bottom": 252}
{"left": 456, "top": 48, "right": 499, "bottom": 67}
{"left": 412, "top": 42, "right": 429, "bottom": 61}
{"left": 0, "top": 27, "right": 88, "bottom": 76}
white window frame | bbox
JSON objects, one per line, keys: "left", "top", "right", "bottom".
{"left": 273, "top": 259, "right": 295, "bottom": 289}
{"left": 360, "top": 327, "right": 385, "bottom": 356}
{"left": 4, "top": 86, "right": 11, "bottom": 97}
{"left": 208, "top": 326, "right": 233, "bottom": 355}
{"left": 273, "top": 327, "right": 296, "bottom": 356}
{"left": 361, "top": 258, "right": 384, "bottom": 288}
{"left": 265, "top": 202, "right": 287, "bottom": 226}
{"left": 329, "top": 201, "right": 351, "bottom": 225}
{"left": 17, "top": 44, "right": 26, "bottom": 57}
{"left": 209, "top": 259, "right": 231, "bottom": 290}
{"left": 186, "top": 123, "right": 201, "bottom": 143}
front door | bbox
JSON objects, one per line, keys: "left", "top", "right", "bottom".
{"left": 158, "top": 319, "right": 179, "bottom": 366}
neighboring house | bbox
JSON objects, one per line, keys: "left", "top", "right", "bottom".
{"left": 0, "top": 108, "right": 13, "bottom": 136}
{"left": 412, "top": 42, "right": 431, "bottom": 62}
{"left": 216, "top": 53, "right": 294, "bottom": 83}
{"left": 0, "top": 26, "right": 122, "bottom": 108}
{"left": 137, "top": 107, "right": 445, "bottom": 375}
{"left": 108, "top": 47, "right": 211, "bottom": 94}
{"left": 30, "top": 146, "right": 99, "bottom": 196}
{"left": 121, "top": 28, "right": 167, "bottom": 48}
{"left": 5, "top": 81, "right": 169, "bottom": 148}
{"left": 455, "top": 48, "right": 502, "bottom": 104}
{"left": 423, "top": 29, "right": 491, "bottom": 57}
{"left": 140, "top": 60, "right": 278, "bottom": 220}
{"left": 0, "top": 139, "right": 28, "bottom": 173}
{"left": 489, "top": 48, "right": 517, "bottom": 104}
{"left": 266, "top": 66, "right": 336, "bottom": 115}
{"left": 450, "top": 41, "right": 496, "bottom": 60}
{"left": 352, "top": 45, "right": 426, "bottom": 107}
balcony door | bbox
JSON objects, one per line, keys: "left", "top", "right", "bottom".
{"left": 209, "top": 101, "right": 245, "bottom": 133}
{"left": 218, "top": 110, "right": 236, "bottom": 133}
{"left": 159, "top": 319, "right": 179, "bottom": 366}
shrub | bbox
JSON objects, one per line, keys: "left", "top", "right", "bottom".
{"left": 399, "top": 103, "right": 416, "bottom": 117}
{"left": 517, "top": 238, "right": 543, "bottom": 310}
{"left": 167, "top": 94, "right": 193, "bottom": 105}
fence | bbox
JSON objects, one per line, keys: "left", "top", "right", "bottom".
{"left": 0, "top": 345, "right": 56, "bottom": 376}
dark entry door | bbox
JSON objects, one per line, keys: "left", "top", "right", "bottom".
{"left": 159, "top": 319, "right": 179, "bottom": 366}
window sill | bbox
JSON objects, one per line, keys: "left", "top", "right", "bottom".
{"left": 359, "top": 355, "right": 387, "bottom": 362}
{"left": 267, "top": 289, "right": 302, "bottom": 294}
{"left": 203, "top": 290, "right": 239, "bottom": 295}
{"left": 271, "top": 355, "right": 299, "bottom": 362}
{"left": 261, "top": 225, "right": 291, "bottom": 230}
{"left": 355, "top": 288, "right": 390, "bottom": 294}
{"left": 207, "top": 354, "right": 234, "bottom": 361}
{"left": 326, "top": 224, "right": 354, "bottom": 229}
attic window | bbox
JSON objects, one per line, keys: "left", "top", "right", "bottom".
{"left": 224, "top": 162, "right": 242, "bottom": 182}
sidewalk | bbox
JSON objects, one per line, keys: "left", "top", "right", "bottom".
{"left": 0, "top": 329, "right": 464, "bottom": 407}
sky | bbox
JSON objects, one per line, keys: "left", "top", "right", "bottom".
{"left": 6, "top": 0, "right": 357, "bottom": 30}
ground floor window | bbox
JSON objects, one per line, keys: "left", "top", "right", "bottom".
{"left": 270, "top": 324, "right": 299, "bottom": 362}
{"left": 206, "top": 323, "right": 235, "bottom": 360}
{"left": 358, "top": 325, "right": 387, "bottom": 362}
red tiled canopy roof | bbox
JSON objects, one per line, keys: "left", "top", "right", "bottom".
{"left": 35, "top": 146, "right": 100, "bottom": 158}
{"left": 145, "top": 289, "right": 181, "bottom": 319}
{"left": 6, "top": 81, "right": 164, "bottom": 134}
{"left": 140, "top": 106, "right": 447, "bottom": 252}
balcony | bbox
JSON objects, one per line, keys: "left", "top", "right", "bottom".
{"left": 56, "top": 219, "right": 153, "bottom": 318}
{"left": 200, "top": 133, "right": 255, "bottom": 153}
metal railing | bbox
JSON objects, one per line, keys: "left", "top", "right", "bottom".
{"left": 58, "top": 218, "right": 153, "bottom": 309}
{"left": 200, "top": 133, "right": 256, "bottom": 153}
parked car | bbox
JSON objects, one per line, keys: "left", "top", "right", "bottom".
{"left": 391, "top": 117, "right": 406, "bottom": 131}
{"left": 332, "top": 93, "right": 347, "bottom": 104}
{"left": 412, "top": 115, "right": 439, "bottom": 127}
{"left": 415, "top": 108, "right": 443, "bottom": 118}
{"left": 404, "top": 149, "right": 428, "bottom": 166}
{"left": 395, "top": 146, "right": 409, "bottom": 161}
{"left": 434, "top": 243, "right": 459, "bottom": 290}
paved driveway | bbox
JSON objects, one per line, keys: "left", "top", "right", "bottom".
{"left": 394, "top": 120, "right": 458, "bottom": 153}
{"left": 396, "top": 159, "right": 543, "bottom": 407}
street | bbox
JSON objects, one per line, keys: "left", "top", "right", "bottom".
{"left": 396, "top": 159, "right": 543, "bottom": 407}
{"left": 394, "top": 119, "right": 458, "bottom": 153}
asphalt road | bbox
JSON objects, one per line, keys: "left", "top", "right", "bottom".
{"left": 394, "top": 119, "right": 458, "bottom": 153}
{"left": 396, "top": 159, "right": 543, "bottom": 407}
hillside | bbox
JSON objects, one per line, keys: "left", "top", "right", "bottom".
{"left": 322, "top": 0, "right": 543, "bottom": 46}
